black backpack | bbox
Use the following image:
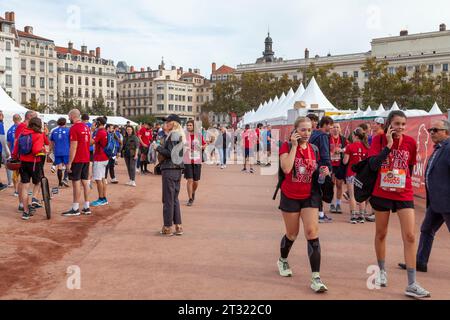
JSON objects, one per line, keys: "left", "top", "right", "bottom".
{"left": 273, "top": 143, "right": 334, "bottom": 203}
{"left": 352, "top": 135, "right": 383, "bottom": 202}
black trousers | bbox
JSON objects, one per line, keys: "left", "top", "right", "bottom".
{"left": 105, "top": 158, "right": 116, "bottom": 179}
{"left": 124, "top": 156, "right": 136, "bottom": 181}
{"left": 162, "top": 169, "right": 182, "bottom": 227}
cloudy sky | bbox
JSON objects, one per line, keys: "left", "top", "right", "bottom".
{"left": 2, "top": 0, "right": 450, "bottom": 76}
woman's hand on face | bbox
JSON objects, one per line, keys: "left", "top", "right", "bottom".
{"left": 386, "top": 125, "right": 394, "bottom": 149}
{"left": 290, "top": 131, "right": 301, "bottom": 147}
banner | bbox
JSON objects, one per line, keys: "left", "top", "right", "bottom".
{"left": 274, "top": 114, "right": 447, "bottom": 198}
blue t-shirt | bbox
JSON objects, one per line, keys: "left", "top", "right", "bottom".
{"left": 50, "top": 126, "right": 70, "bottom": 157}
{"left": 7, "top": 123, "right": 18, "bottom": 151}
{"left": 0, "top": 121, "right": 5, "bottom": 154}
{"left": 114, "top": 131, "right": 122, "bottom": 149}
{"left": 85, "top": 122, "right": 94, "bottom": 152}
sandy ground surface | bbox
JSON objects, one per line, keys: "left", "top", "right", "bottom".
{"left": 0, "top": 159, "right": 449, "bottom": 300}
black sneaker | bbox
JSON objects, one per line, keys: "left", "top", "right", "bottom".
{"left": 22, "top": 212, "right": 31, "bottom": 221}
{"left": 62, "top": 180, "right": 70, "bottom": 187}
{"left": 62, "top": 208, "right": 81, "bottom": 217}
{"left": 335, "top": 204, "right": 343, "bottom": 214}
{"left": 82, "top": 207, "right": 92, "bottom": 215}
{"left": 28, "top": 206, "right": 35, "bottom": 216}
{"left": 187, "top": 199, "right": 194, "bottom": 207}
{"left": 32, "top": 198, "right": 43, "bottom": 209}
{"left": 0, "top": 184, "right": 7, "bottom": 192}
{"left": 18, "top": 205, "right": 24, "bottom": 213}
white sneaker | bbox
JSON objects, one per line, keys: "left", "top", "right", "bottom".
{"left": 405, "top": 282, "right": 431, "bottom": 298}
{"left": 220, "top": 165, "right": 224, "bottom": 169}
{"left": 130, "top": 181, "right": 136, "bottom": 187}
{"left": 311, "top": 276, "right": 328, "bottom": 293}
{"left": 125, "top": 181, "right": 131, "bottom": 186}
{"left": 277, "top": 258, "right": 293, "bottom": 277}
{"left": 375, "top": 270, "right": 388, "bottom": 287}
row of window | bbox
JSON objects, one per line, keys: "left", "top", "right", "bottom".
{"left": 20, "top": 42, "right": 54, "bottom": 58}
{"left": 64, "top": 88, "right": 114, "bottom": 99}
{"left": 21, "top": 59, "right": 55, "bottom": 73}
{"left": 124, "top": 81, "right": 152, "bottom": 88}
{"left": 21, "top": 75, "right": 54, "bottom": 89}
{"left": 63, "top": 64, "right": 115, "bottom": 76}
{"left": 123, "top": 99, "right": 153, "bottom": 107}
{"left": 123, "top": 108, "right": 153, "bottom": 117}
{"left": 64, "top": 75, "right": 115, "bottom": 87}
{"left": 122, "top": 89, "right": 153, "bottom": 97}
{"left": 168, "top": 105, "right": 193, "bottom": 112}
{"left": 20, "top": 92, "right": 54, "bottom": 105}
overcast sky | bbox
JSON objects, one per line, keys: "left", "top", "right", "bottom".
{"left": 2, "top": 0, "right": 450, "bottom": 77}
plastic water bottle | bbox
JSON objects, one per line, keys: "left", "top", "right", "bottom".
{"left": 318, "top": 166, "right": 326, "bottom": 185}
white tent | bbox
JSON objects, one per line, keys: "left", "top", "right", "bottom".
{"left": 269, "top": 84, "right": 306, "bottom": 123}
{"left": 295, "top": 77, "right": 337, "bottom": 111}
{"left": 378, "top": 104, "right": 385, "bottom": 112}
{"left": 262, "top": 92, "right": 286, "bottom": 122}
{"left": 0, "top": 87, "right": 29, "bottom": 130}
{"left": 429, "top": 102, "right": 443, "bottom": 115}
{"left": 391, "top": 102, "right": 400, "bottom": 111}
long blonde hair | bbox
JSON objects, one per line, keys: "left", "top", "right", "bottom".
{"left": 168, "top": 121, "right": 187, "bottom": 144}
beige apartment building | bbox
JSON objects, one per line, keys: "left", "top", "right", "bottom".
{"left": 118, "top": 61, "right": 210, "bottom": 122}
{"left": 16, "top": 22, "right": 58, "bottom": 109}
{"left": 0, "top": 12, "right": 19, "bottom": 101}
{"left": 56, "top": 42, "right": 117, "bottom": 113}
{"left": 236, "top": 24, "right": 450, "bottom": 107}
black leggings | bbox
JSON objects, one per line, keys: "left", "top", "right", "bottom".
{"left": 105, "top": 158, "right": 115, "bottom": 179}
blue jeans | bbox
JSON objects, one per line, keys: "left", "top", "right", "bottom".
{"left": 417, "top": 207, "right": 450, "bottom": 265}
{"left": 219, "top": 148, "right": 227, "bottom": 165}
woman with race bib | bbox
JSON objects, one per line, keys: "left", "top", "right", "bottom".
{"left": 368, "top": 110, "right": 430, "bottom": 298}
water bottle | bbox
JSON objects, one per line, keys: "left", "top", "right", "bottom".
{"left": 318, "top": 166, "right": 326, "bottom": 185}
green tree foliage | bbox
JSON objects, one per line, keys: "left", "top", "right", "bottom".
{"left": 129, "top": 115, "right": 157, "bottom": 125}
{"left": 52, "top": 93, "right": 84, "bottom": 114}
{"left": 87, "top": 97, "right": 114, "bottom": 116}
{"left": 25, "top": 97, "right": 48, "bottom": 113}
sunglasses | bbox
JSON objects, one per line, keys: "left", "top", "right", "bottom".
{"left": 427, "top": 128, "right": 446, "bottom": 133}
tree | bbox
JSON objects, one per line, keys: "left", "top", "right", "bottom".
{"left": 129, "top": 115, "right": 157, "bottom": 125}
{"left": 25, "top": 97, "right": 48, "bottom": 113}
{"left": 53, "top": 93, "right": 84, "bottom": 114}
{"left": 87, "top": 97, "right": 114, "bottom": 116}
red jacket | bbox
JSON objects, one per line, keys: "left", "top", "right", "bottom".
{"left": 18, "top": 128, "right": 45, "bottom": 163}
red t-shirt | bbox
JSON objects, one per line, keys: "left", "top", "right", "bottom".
{"left": 330, "top": 135, "right": 347, "bottom": 167}
{"left": 345, "top": 141, "right": 369, "bottom": 177}
{"left": 93, "top": 128, "right": 109, "bottom": 162}
{"left": 184, "top": 133, "right": 206, "bottom": 165}
{"left": 138, "top": 128, "right": 152, "bottom": 147}
{"left": 242, "top": 129, "right": 255, "bottom": 149}
{"left": 70, "top": 121, "right": 91, "bottom": 163}
{"left": 279, "top": 142, "right": 318, "bottom": 200}
{"left": 368, "top": 134, "right": 417, "bottom": 201}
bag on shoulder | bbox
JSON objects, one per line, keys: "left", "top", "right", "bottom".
{"left": 104, "top": 132, "right": 118, "bottom": 159}
{"left": 18, "top": 133, "right": 33, "bottom": 156}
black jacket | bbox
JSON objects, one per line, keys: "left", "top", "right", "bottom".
{"left": 156, "top": 131, "right": 185, "bottom": 171}
{"left": 123, "top": 135, "right": 140, "bottom": 158}
{"left": 426, "top": 138, "right": 450, "bottom": 214}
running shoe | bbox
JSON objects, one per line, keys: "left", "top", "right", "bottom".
{"left": 50, "top": 165, "right": 56, "bottom": 174}
{"left": 350, "top": 212, "right": 358, "bottom": 224}
{"left": 62, "top": 208, "right": 81, "bottom": 217}
{"left": 62, "top": 179, "right": 70, "bottom": 187}
{"left": 174, "top": 225, "right": 184, "bottom": 236}
{"left": 311, "top": 276, "right": 328, "bottom": 293}
{"left": 329, "top": 204, "right": 337, "bottom": 213}
{"left": 241, "top": 168, "right": 247, "bottom": 172}
{"left": 375, "top": 270, "right": 388, "bottom": 287}
{"left": 101, "top": 198, "right": 109, "bottom": 206}
{"left": 13, "top": 191, "right": 19, "bottom": 197}
{"left": 7, "top": 183, "right": 14, "bottom": 188}
{"left": 335, "top": 204, "right": 343, "bottom": 214}
{"left": 130, "top": 181, "right": 136, "bottom": 187}
{"left": 405, "top": 283, "right": 431, "bottom": 298}
{"left": 110, "top": 178, "right": 119, "bottom": 184}
{"left": 91, "top": 199, "right": 104, "bottom": 207}
{"left": 319, "top": 214, "right": 333, "bottom": 223}
{"left": 160, "top": 226, "right": 174, "bottom": 237}
{"left": 0, "top": 184, "right": 8, "bottom": 192}
{"left": 365, "top": 214, "right": 376, "bottom": 223}
{"left": 22, "top": 212, "right": 31, "bottom": 221}
{"left": 357, "top": 213, "right": 365, "bottom": 224}
{"left": 343, "top": 191, "right": 350, "bottom": 201}
{"left": 82, "top": 207, "right": 92, "bottom": 215}
{"left": 277, "top": 258, "right": 293, "bottom": 277}
{"left": 249, "top": 168, "right": 254, "bottom": 174}
{"left": 187, "top": 199, "right": 194, "bottom": 207}
{"left": 31, "top": 198, "right": 43, "bottom": 209}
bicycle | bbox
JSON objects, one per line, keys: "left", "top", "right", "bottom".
{"left": 37, "top": 152, "right": 51, "bottom": 220}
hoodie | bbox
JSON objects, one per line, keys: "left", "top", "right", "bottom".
{"left": 18, "top": 128, "right": 45, "bottom": 163}
{"left": 309, "top": 129, "right": 331, "bottom": 168}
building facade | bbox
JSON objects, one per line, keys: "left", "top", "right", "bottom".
{"left": 0, "top": 12, "right": 19, "bottom": 101}
{"left": 118, "top": 61, "right": 210, "bottom": 123}
{"left": 56, "top": 42, "right": 116, "bottom": 113}
{"left": 17, "top": 24, "right": 58, "bottom": 109}
{"left": 236, "top": 25, "right": 450, "bottom": 107}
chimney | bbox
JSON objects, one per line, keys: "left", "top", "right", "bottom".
{"left": 81, "top": 45, "right": 87, "bottom": 54}
{"left": 400, "top": 30, "right": 408, "bottom": 36}
{"left": 68, "top": 41, "right": 73, "bottom": 51}
{"left": 440, "top": 23, "right": 447, "bottom": 31}
{"left": 24, "top": 26, "right": 33, "bottom": 34}
{"left": 147, "top": 67, "right": 151, "bottom": 71}
{"left": 189, "top": 68, "right": 192, "bottom": 73}
{"left": 89, "top": 50, "right": 95, "bottom": 56}
{"left": 9, "top": 11, "right": 15, "bottom": 22}
{"left": 180, "top": 67, "right": 183, "bottom": 74}
{"left": 171, "top": 66, "right": 176, "bottom": 70}
{"left": 212, "top": 62, "right": 217, "bottom": 73}
{"left": 130, "top": 66, "right": 135, "bottom": 72}
{"left": 305, "top": 48, "right": 310, "bottom": 59}
{"left": 4, "top": 12, "right": 10, "bottom": 21}
{"left": 96, "top": 47, "right": 101, "bottom": 58}
{"left": 141, "top": 67, "right": 145, "bottom": 72}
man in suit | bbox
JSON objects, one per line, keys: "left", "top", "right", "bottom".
{"left": 399, "top": 119, "right": 450, "bottom": 272}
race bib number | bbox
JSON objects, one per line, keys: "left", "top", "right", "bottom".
{"left": 380, "top": 168, "right": 406, "bottom": 191}
{"left": 190, "top": 151, "right": 201, "bottom": 160}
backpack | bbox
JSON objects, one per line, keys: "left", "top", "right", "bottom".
{"left": 273, "top": 142, "right": 333, "bottom": 202}
{"left": 18, "top": 133, "right": 33, "bottom": 156}
{"left": 352, "top": 136, "right": 383, "bottom": 202}
{"left": 104, "top": 132, "right": 118, "bottom": 159}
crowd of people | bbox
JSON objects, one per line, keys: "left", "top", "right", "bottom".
{"left": 0, "top": 108, "right": 449, "bottom": 299}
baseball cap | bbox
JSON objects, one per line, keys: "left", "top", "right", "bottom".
{"left": 164, "top": 114, "right": 181, "bottom": 124}
{"left": 374, "top": 117, "right": 385, "bottom": 125}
